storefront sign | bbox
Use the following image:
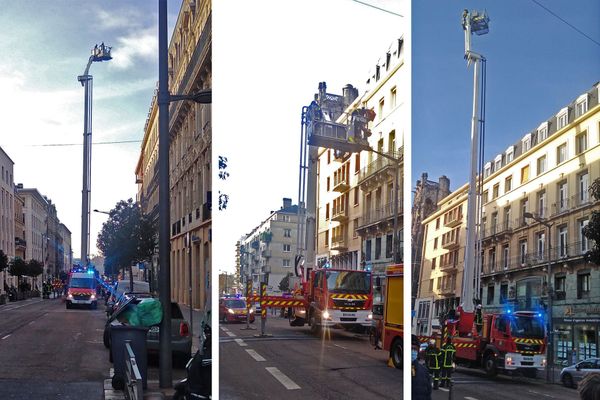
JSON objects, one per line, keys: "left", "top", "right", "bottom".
{"left": 564, "top": 305, "right": 600, "bottom": 317}
{"left": 555, "top": 317, "right": 600, "bottom": 324}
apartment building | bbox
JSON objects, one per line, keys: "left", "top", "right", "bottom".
{"left": 17, "top": 187, "right": 49, "bottom": 289}
{"left": 0, "top": 148, "right": 14, "bottom": 293}
{"left": 14, "top": 190, "right": 25, "bottom": 262}
{"left": 239, "top": 199, "right": 299, "bottom": 293}
{"left": 314, "top": 38, "right": 406, "bottom": 310}
{"left": 416, "top": 83, "right": 600, "bottom": 364}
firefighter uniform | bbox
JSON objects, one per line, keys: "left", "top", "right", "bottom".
{"left": 425, "top": 342, "right": 441, "bottom": 390}
{"left": 440, "top": 340, "right": 456, "bottom": 387}
{"left": 475, "top": 305, "right": 483, "bottom": 335}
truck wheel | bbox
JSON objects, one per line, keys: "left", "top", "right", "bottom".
{"left": 484, "top": 355, "right": 498, "bottom": 377}
{"left": 391, "top": 339, "right": 402, "bottom": 369}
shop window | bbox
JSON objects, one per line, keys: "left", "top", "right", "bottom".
{"left": 500, "top": 283, "right": 508, "bottom": 304}
{"left": 555, "top": 275, "right": 566, "bottom": 300}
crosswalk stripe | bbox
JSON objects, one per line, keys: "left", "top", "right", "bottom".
{"left": 266, "top": 367, "right": 300, "bottom": 390}
{"left": 245, "top": 349, "right": 266, "bottom": 362}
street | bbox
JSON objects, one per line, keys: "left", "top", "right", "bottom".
{"left": 219, "top": 314, "right": 402, "bottom": 399}
{"left": 0, "top": 297, "right": 109, "bottom": 399}
{"left": 430, "top": 367, "right": 579, "bottom": 400}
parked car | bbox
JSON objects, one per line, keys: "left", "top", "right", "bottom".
{"left": 105, "top": 280, "right": 150, "bottom": 316}
{"left": 104, "top": 297, "right": 192, "bottom": 366}
{"left": 219, "top": 297, "right": 255, "bottom": 323}
{"left": 561, "top": 358, "right": 600, "bottom": 388}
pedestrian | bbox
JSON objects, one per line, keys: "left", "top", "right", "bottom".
{"left": 475, "top": 304, "right": 483, "bottom": 336}
{"left": 579, "top": 372, "right": 600, "bottom": 400}
{"left": 412, "top": 334, "right": 432, "bottom": 400}
{"left": 440, "top": 337, "right": 456, "bottom": 388}
{"left": 425, "top": 338, "right": 442, "bottom": 390}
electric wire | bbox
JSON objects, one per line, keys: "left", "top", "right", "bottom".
{"left": 347, "top": 0, "right": 403, "bottom": 18}
{"left": 28, "top": 140, "right": 141, "bottom": 147}
{"left": 530, "top": 0, "right": 600, "bottom": 48}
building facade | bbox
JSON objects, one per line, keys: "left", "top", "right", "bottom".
{"left": 14, "top": 189, "right": 26, "bottom": 262}
{"left": 315, "top": 37, "right": 406, "bottom": 310}
{"left": 17, "top": 187, "right": 49, "bottom": 290}
{"left": 416, "top": 84, "right": 600, "bottom": 365}
{"left": 59, "top": 223, "right": 72, "bottom": 273}
{"left": 239, "top": 198, "right": 299, "bottom": 294}
{"left": 0, "top": 148, "right": 14, "bottom": 293}
{"left": 168, "top": 0, "right": 212, "bottom": 311}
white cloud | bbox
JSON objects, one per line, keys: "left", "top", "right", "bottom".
{"left": 110, "top": 28, "right": 158, "bottom": 70}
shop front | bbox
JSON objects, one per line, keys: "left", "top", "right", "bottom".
{"left": 553, "top": 306, "right": 600, "bottom": 366}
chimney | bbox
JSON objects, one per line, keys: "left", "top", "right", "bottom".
{"left": 282, "top": 198, "right": 292, "bottom": 209}
{"left": 343, "top": 84, "right": 358, "bottom": 108}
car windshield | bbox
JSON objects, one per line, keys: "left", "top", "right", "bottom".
{"left": 509, "top": 315, "right": 545, "bottom": 338}
{"left": 70, "top": 278, "right": 96, "bottom": 289}
{"left": 326, "top": 271, "right": 371, "bottom": 294}
{"left": 225, "top": 299, "right": 246, "bottom": 308}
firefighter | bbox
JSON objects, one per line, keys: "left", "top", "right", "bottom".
{"left": 425, "top": 339, "right": 441, "bottom": 390}
{"left": 475, "top": 304, "right": 483, "bottom": 336}
{"left": 440, "top": 337, "right": 456, "bottom": 388}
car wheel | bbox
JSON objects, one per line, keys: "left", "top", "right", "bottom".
{"left": 563, "top": 373, "right": 574, "bottom": 388}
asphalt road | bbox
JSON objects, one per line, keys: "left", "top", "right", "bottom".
{"left": 431, "top": 367, "right": 580, "bottom": 400}
{"left": 219, "top": 314, "right": 403, "bottom": 399}
{"left": 0, "top": 297, "right": 110, "bottom": 399}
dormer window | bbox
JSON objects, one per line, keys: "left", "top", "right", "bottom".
{"left": 557, "top": 107, "right": 569, "bottom": 130}
{"left": 576, "top": 94, "right": 588, "bottom": 117}
{"left": 494, "top": 154, "right": 502, "bottom": 172}
{"left": 537, "top": 122, "right": 548, "bottom": 142}
{"left": 505, "top": 146, "right": 515, "bottom": 163}
{"left": 522, "top": 133, "right": 532, "bottom": 153}
{"left": 484, "top": 162, "right": 492, "bottom": 178}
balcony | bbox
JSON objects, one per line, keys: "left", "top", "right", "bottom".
{"left": 441, "top": 234, "right": 460, "bottom": 250}
{"left": 357, "top": 202, "right": 403, "bottom": 235}
{"left": 331, "top": 205, "right": 348, "bottom": 222}
{"left": 261, "top": 249, "right": 272, "bottom": 258}
{"left": 439, "top": 285, "right": 456, "bottom": 296}
{"left": 357, "top": 150, "right": 402, "bottom": 191}
{"left": 332, "top": 173, "right": 350, "bottom": 193}
{"left": 481, "top": 222, "right": 513, "bottom": 243}
{"left": 444, "top": 213, "right": 462, "bottom": 228}
{"left": 15, "top": 238, "right": 26, "bottom": 250}
{"left": 440, "top": 259, "right": 458, "bottom": 271}
{"left": 331, "top": 235, "right": 348, "bottom": 251}
{"left": 551, "top": 198, "right": 570, "bottom": 216}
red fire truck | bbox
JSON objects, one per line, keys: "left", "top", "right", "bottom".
{"left": 444, "top": 308, "right": 547, "bottom": 377}
{"left": 65, "top": 269, "right": 98, "bottom": 309}
{"left": 285, "top": 268, "right": 373, "bottom": 333}
{"left": 381, "top": 264, "right": 403, "bottom": 368}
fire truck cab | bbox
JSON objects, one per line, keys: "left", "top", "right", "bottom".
{"left": 65, "top": 269, "right": 98, "bottom": 309}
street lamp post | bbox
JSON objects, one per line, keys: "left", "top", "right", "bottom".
{"left": 78, "top": 43, "right": 112, "bottom": 270}
{"left": 524, "top": 211, "right": 554, "bottom": 383}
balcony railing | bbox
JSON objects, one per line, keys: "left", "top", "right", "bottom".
{"left": 331, "top": 204, "right": 348, "bottom": 222}
{"left": 332, "top": 174, "right": 350, "bottom": 192}
{"left": 357, "top": 150, "right": 402, "bottom": 185}
{"left": 331, "top": 235, "right": 347, "bottom": 251}
{"left": 444, "top": 213, "right": 463, "bottom": 228}
{"left": 15, "top": 238, "right": 26, "bottom": 249}
{"left": 357, "top": 201, "right": 403, "bottom": 229}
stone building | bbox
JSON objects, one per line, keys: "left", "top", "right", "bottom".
{"left": 0, "top": 148, "right": 14, "bottom": 293}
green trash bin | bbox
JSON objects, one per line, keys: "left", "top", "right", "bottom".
{"left": 110, "top": 322, "right": 149, "bottom": 390}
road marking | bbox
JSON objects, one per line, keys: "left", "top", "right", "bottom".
{"left": 221, "top": 327, "right": 230, "bottom": 332}
{"left": 28, "top": 321, "right": 35, "bottom": 325}
{"left": 333, "top": 344, "right": 348, "bottom": 350}
{"left": 265, "top": 367, "right": 300, "bottom": 390}
{"left": 439, "top": 388, "right": 449, "bottom": 392}
{"left": 465, "top": 397, "right": 479, "bottom": 400}
{"left": 527, "top": 390, "right": 554, "bottom": 398}
{"left": 225, "top": 331, "right": 237, "bottom": 337}
{"left": 2, "top": 334, "right": 11, "bottom": 340}
{"left": 234, "top": 338, "right": 247, "bottom": 347}
{"left": 245, "top": 349, "right": 266, "bottom": 362}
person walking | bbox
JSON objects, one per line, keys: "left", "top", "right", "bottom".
{"left": 412, "top": 335, "right": 432, "bottom": 400}
{"left": 425, "top": 338, "right": 442, "bottom": 390}
{"left": 440, "top": 337, "right": 456, "bottom": 388}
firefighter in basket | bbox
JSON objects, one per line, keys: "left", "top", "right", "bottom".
{"left": 425, "top": 338, "right": 441, "bottom": 390}
{"left": 475, "top": 304, "right": 483, "bottom": 336}
{"left": 440, "top": 337, "right": 456, "bottom": 388}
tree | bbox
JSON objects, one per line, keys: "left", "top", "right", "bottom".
{"left": 96, "top": 198, "right": 157, "bottom": 288}
{"left": 583, "top": 178, "right": 600, "bottom": 264}
{"left": 27, "top": 260, "right": 44, "bottom": 278}
{"left": 9, "top": 258, "right": 28, "bottom": 288}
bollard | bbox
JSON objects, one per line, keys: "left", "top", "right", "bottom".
{"left": 241, "top": 280, "right": 255, "bottom": 330}
{"left": 260, "top": 283, "right": 267, "bottom": 336}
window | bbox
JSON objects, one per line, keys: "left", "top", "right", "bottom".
{"left": 520, "top": 198, "right": 529, "bottom": 226}
{"left": 579, "top": 171, "right": 590, "bottom": 205}
{"left": 436, "top": 218, "right": 440, "bottom": 230}
{"left": 365, "top": 239, "right": 371, "bottom": 261}
{"left": 324, "top": 230, "right": 329, "bottom": 247}
{"left": 284, "top": 229, "right": 291, "bottom": 238}
{"left": 493, "top": 184, "right": 499, "bottom": 199}
{"left": 489, "top": 248, "right": 496, "bottom": 272}
{"left": 505, "top": 176, "right": 512, "bottom": 192}
{"left": 557, "top": 225, "right": 568, "bottom": 258}
{"left": 494, "top": 155, "right": 502, "bottom": 172}
{"left": 375, "top": 237, "right": 382, "bottom": 260}
{"left": 537, "top": 122, "right": 548, "bottom": 142}
{"left": 283, "top": 259, "right": 291, "bottom": 267}
{"left": 521, "top": 165, "right": 530, "bottom": 184}
{"left": 491, "top": 212, "right": 498, "bottom": 235}
{"left": 555, "top": 275, "right": 566, "bottom": 300}
{"left": 378, "top": 97, "right": 385, "bottom": 119}
{"left": 557, "top": 107, "right": 569, "bottom": 129}
{"left": 487, "top": 285, "right": 495, "bottom": 305}
{"left": 390, "top": 87, "right": 397, "bottom": 108}
{"left": 506, "top": 146, "right": 515, "bottom": 163}
{"left": 558, "top": 181, "right": 568, "bottom": 212}
{"left": 557, "top": 143, "right": 567, "bottom": 164}
{"left": 326, "top": 177, "right": 330, "bottom": 191}
{"left": 522, "top": 134, "right": 532, "bottom": 153}
{"left": 353, "top": 187, "right": 359, "bottom": 206}
{"left": 327, "top": 149, "right": 331, "bottom": 164}
{"left": 504, "top": 206, "right": 511, "bottom": 231}
{"left": 500, "top": 283, "right": 508, "bottom": 304}
{"left": 482, "top": 190, "right": 489, "bottom": 204}
{"left": 537, "top": 191, "right": 546, "bottom": 218}
{"left": 355, "top": 154, "right": 360, "bottom": 174}
{"left": 536, "top": 232, "right": 546, "bottom": 260}
{"left": 484, "top": 162, "right": 492, "bottom": 177}
{"left": 502, "top": 244, "right": 510, "bottom": 270}
{"left": 580, "top": 219, "right": 589, "bottom": 253}
{"left": 519, "top": 239, "right": 528, "bottom": 265}
{"left": 386, "top": 234, "right": 392, "bottom": 258}
{"left": 576, "top": 94, "right": 588, "bottom": 117}
{"left": 577, "top": 273, "right": 590, "bottom": 299}
{"left": 537, "top": 155, "right": 547, "bottom": 175}
{"left": 283, "top": 244, "right": 291, "bottom": 252}
{"left": 325, "top": 204, "right": 330, "bottom": 220}
{"left": 431, "top": 257, "right": 436, "bottom": 270}
{"left": 576, "top": 131, "right": 588, "bottom": 154}
{"left": 429, "top": 279, "right": 434, "bottom": 292}
{"left": 434, "top": 238, "right": 438, "bottom": 249}
{"left": 353, "top": 218, "right": 358, "bottom": 238}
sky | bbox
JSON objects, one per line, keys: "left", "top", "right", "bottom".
{"left": 412, "top": 0, "right": 600, "bottom": 191}
{"left": 0, "top": 0, "right": 182, "bottom": 259}
{"left": 213, "top": 0, "right": 408, "bottom": 273}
